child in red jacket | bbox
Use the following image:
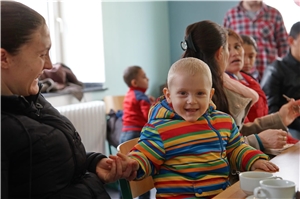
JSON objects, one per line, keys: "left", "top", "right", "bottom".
{"left": 120, "top": 65, "right": 154, "bottom": 199}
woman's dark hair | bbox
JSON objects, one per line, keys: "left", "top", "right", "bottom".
{"left": 182, "top": 20, "right": 230, "bottom": 114}
{"left": 123, "top": 65, "right": 142, "bottom": 87}
{"left": 240, "top": 34, "right": 258, "bottom": 52}
{"left": 1, "top": 1, "right": 46, "bottom": 55}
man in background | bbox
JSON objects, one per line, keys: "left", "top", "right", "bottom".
{"left": 260, "top": 21, "right": 300, "bottom": 140}
{"left": 223, "top": 0, "right": 289, "bottom": 81}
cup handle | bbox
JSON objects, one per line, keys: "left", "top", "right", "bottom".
{"left": 271, "top": 176, "right": 282, "bottom": 180}
{"left": 254, "top": 187, "right": 267, "bottom": 199}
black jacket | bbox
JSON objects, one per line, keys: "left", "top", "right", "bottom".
{"left": 1, "top": 87, "right": 110, "bottom": 199}
{"left": 261, "top": 51, "right": 300, "bottom": 130}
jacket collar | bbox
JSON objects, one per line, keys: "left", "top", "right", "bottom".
{"left": 129, "top": 86, "right": 147, "bottom": 93}
{"left": 1, "top": 83, "right": 43, "bottom": 113}
{"left": 283, "top": 50, "right": 300, "bottom": 67}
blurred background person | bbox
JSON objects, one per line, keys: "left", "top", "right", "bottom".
{"left": 225, "top": 28, "right": 268, "bottom": 123}
{"left": 261, "top": 21, "right": 300, "bottom": 139}
{"left": 240, "top": 34, "right": 259, "bottom": 81}
{"left": 223, "top": 0, "right": 289, "bottom": 81}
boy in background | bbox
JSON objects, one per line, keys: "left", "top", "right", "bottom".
{"left": 116, "top": 58, "right": 278, "bottom": 198}
{"left": 120, "top": 65, "right": 154, "bottom": 199}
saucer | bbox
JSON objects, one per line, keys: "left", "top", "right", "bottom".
{"left": 245, "top": 195, "right": 257, "bottom": 199}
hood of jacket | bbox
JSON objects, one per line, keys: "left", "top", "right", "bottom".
{"left": 148, "top": 96, "right": 216, "bottom": 122}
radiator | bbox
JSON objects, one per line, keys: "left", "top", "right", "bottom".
{"left": 55, "top": 101, "right": 107, "bottom": 153}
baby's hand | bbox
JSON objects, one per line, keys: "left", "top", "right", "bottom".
{"left": 109, "top": 153, "right": 139, "bottom": 180}
{"left": 251, "top": 159, "right": 279, "bottom": 172}
{"left": 148, "top": 95, "right": 156, "bottom": 104}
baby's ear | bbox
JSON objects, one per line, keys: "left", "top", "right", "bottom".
{"left": 210, "top": 88, "right": 215, "bottom": 99}
{"left": 163, "top": 87, "right": 172, "bottom": 103}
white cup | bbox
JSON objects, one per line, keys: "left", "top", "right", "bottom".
{"left": 254, "top": 179, "right": 296, "bottom": 199}
{"left": 239, "top": 171, "right": 282, "bottom": 195}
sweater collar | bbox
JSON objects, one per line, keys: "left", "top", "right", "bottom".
{"left": 129, "top": 86, "right": 147, "bottom": 93}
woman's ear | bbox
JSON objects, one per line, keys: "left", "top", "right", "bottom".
{"left": 163, "top": 87, "right": 172, "bottom": 103}
{"left": 215, "top": 46, "right": 223, "bottom": 62}
{"left": 1, "top": 48, "right": 10, "bottom": 69}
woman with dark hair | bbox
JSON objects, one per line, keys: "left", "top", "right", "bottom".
{"left": 181, "top": 20, "right": 299, "bottom": 152}
{"left": 1, "top": 1, "right": 136, "bottom": 198}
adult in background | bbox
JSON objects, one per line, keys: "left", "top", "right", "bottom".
{"left": 223, "top": 0, "right": 289, "bottom": 81}
{"left": 225, "top": 28, "right": 268, "bottom": 123}
{"left": 180, "top": 20, "right": 299, "bottom": 155}
{"left": 261, "top": 21, "right": 300, "bottom": 140}
{"left": 1, "top": 1, "right": 136, "bottom": 198}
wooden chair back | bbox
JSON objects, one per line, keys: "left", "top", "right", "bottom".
{"left": 117, "top": 138, "right": 155, "bottom": 198}
{"left": 103, "top": 95, "right": 125, "bottom": 114}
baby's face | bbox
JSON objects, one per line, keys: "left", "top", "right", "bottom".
{"left": 164, "top": 71, "right": 214, "bottom": 122}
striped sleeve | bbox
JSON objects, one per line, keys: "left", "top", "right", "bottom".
{"left": 226, "top": 117, "right": 269, "bottom": 172}
{"left": 128, "top": 123, "right": 165, "bottom": 180}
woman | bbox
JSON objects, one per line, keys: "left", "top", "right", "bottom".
{"left": 1, "top": 2, "right": 135, "bottom": 198}
{"left": 180, "top": 20, "right": 300, "bottom": 151}
{"left": 225, "top": 28, "right": 268, "bottom": 122}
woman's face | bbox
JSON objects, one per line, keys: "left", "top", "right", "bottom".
{"left": 4, "top": 24, "right": 52, "bottom": 96}
{"left": 242, "top": 43, "right": 257, "bottom": 73}
{"left": 226, "top": 35, "right": 244, "bottom": 75}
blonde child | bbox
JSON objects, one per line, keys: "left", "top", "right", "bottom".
{"left": 116, "top": 57, "right": 278, "bottom": 198}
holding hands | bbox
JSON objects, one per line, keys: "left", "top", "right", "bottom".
{"left": 96, "top": 154, "right": 139, "bottom": 183}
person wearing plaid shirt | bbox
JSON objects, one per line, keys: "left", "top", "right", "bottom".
{"left": 223, "top": 0, "right": 289, "bottom": 81}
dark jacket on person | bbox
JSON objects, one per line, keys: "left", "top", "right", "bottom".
{"left": 260, "top": 51, "right": 300, "bottom": 130}
{"left": 1, "top": 85, "right": 110, "bottom": 199}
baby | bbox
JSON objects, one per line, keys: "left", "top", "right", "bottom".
{"left": 115, "top": 57, "right": 278, "bottom": 198}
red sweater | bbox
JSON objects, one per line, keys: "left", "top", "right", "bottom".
{"left": 228, "top": 72, "right": 268, "bottom": 122}
{"left": 122, "top": 87, "right": 151, "bottom": 132}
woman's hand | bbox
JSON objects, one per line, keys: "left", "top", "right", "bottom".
{"left": 278, "top": 99, "right": 300, "bottom": 126}
{"left": 96, "top": 157, "right": 123, "bottom": 183}
{"left": 95, "top": 154, "right": 139, "bottom": 183}
{"left": 258, "top": 129, "right": 287, "bottom": 149}
{"left": 251, "top": 159, "right": 279, "bottom": 172}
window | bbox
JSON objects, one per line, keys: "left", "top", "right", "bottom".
{"left": 264, "top": 0, "right": 300, "bottom": 33}
{"left": 18, "top": 1, "right": 105, "bottom": 83}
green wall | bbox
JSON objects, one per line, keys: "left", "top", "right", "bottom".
{"left": 100, "top": 1, "right": 170, "bottom": 99}
{"left": 96, "top": 1, "right": 237, "bottom": 100}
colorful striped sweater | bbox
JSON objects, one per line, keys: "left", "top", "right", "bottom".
{"left": 128, "top": 97, "right": 268, "bottom": 198}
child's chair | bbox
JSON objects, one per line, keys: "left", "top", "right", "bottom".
{"left": 117, "top": 138, "right": 155, "bottom": 198}
{"left": 103, "top": 95, "right": 125, "bottom": 114}
{"left": 103, "top": 95, "right": 125, "bottom": 154}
